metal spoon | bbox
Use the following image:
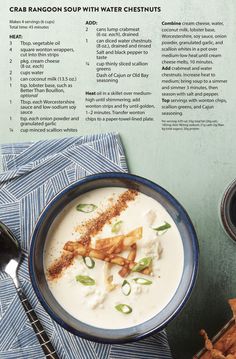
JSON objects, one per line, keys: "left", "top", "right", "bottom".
{"left": 0, "top": 221, "right": 59, "bottom": 359}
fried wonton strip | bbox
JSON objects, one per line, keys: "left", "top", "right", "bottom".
{"left": 95, "top": 227, "right": 142, "bottom": 253}
{"left": 200, "top": 330, "right": 226, "bottom": 358}
{"left": 96, "top": 235, "right": 124, "bottom": 255}
{"left": 118, "top": 244, "right": 151, "bottom": 277}
{"left": 64, "top": 241, "right": 132, "bottom": 267}
{"left": 198, "top": 299, "right": 236, "bottom": 359}
{"left": 211, "top": 352, "right": 232, "bottom": 359}
{"left": 229, "top": 299, "right": 236, "bottom": 320}
{"left": 118, "top": 266, "right": 130, "bottom": 277}
{"left": 200, "top": 330, "right": 214, "bottom": 351}
{"left": 199, "top": 324, "right": 236, "bottom": 358}
{"left": 95, "top": 234, "right": 123, "bottom": 251}
{"left": 127, "top": 243, "right": 137, "bottom": 262}
{"left": 47, "top": 241, "right": 149, "bottom": 278}
{"left": 118, "top": 244, "right": 137, "bottom": 277}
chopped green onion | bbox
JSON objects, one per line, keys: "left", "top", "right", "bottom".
{"left": 133, "top": 278, "right": 152, "bottom": 285}
{"left": 111, "top": 220, "right": 123, "bottom": 234}
{"left": 83, "top": 256, "right": 95, "bottom": 269}
{"left": 76, "top": 204, "right": 97, "bottom": 213}
{"left": 76, "top": 275, "right": 95, "bottom": 286}
{"left": 153, "top": 222, "right": 171, "bottom": 233}
{"left": 115, "top": 304, "right": 132, "bottom": 314}
{"left": 131, "top": 257, "right": 152, "bottom": 272}
{"left": 121, "top": 280, "right": 131, "bottom": 296}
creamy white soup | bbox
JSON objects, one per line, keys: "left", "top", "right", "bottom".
{"left": 44, "top": 187, "right": 184, "bottom": 329}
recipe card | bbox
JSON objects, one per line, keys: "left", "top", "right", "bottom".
{"left": 1, "top": 0, "right": 234, "bottom": 139}
{"left": 0, "top": 0, "right": 236, "bottom": 358}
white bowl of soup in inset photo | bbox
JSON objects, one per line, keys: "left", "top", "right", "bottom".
{"left": 29, "top": 172, "right": 199, "bottom": 343}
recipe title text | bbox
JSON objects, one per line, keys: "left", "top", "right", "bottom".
{"left": 10, "top": 6, "right": 161, "bottom": 13}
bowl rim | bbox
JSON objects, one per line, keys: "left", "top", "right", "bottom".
{"left": 29, "top": 172, "right": 199, "bottom": 343}
{"left": 219, "top": 178, "right": 236, "bottom": 243}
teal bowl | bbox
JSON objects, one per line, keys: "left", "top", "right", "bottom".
{"left": 29, "top": 172, "right": 199, "bottom": 343}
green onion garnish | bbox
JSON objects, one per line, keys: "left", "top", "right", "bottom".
{"left": 153, "top": 222, "right": 171, "bottom": 233}
{"left": 131, "top": 257, "right": 152, "bottom": 272}
{"left": 75, "top": 275, "right": 95, "bottom": 286}
{"left": 112, "top": 220, "right": 123, "bottom": 234}
{"left": 76, "top": 204, "right": 97, "bottom": 213}
{"left": 115, "top": 304, "right": 132, "bottom": 314}
{"left": 83, "top": 256, "right": 95, "bottom": 269}
{"left": 133, "top": 278, "right": 152, "bottom": 285}
{"left": 121, "top": 280, "right": 131, "bottom": 296}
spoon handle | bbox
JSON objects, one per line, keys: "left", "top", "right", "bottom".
{"left": 17, "top": 287, "right": 60, "bottom": 359}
